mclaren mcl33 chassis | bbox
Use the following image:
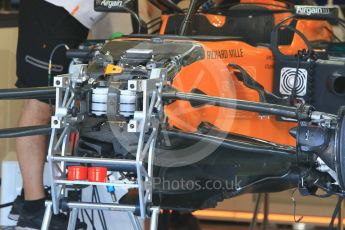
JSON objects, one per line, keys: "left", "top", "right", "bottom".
{"left": 64, "top": 36, "right": 345, "bottom": 209}
{"left": 2, "top": 0, "right": 345, "bottom": 224}
{"left": 3, "top": 35, "right": 345, "bottom": 212}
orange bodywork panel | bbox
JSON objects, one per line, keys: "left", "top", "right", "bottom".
{"left": 159, "top": 13, "right": 332, "bottom": 55}
{"left": 159, "top": 3, "right": 333, "bottom": 146}
{"left": 165, "top": 41, "right": 297, "bottom": 146}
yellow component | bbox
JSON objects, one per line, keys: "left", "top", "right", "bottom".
{"left": 105, "top": 64, "right": 123, "bottom": 75}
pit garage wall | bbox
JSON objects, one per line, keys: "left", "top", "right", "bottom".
{"left": 0, "top": 27, "right": 22, "bottom": 163}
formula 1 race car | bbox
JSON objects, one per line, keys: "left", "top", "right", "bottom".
{"left": 2, "top": 0, "right": 345, "bottom": 229}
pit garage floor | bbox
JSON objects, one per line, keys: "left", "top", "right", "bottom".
{"left": 201, "top": 220, "right": 343, "bottom": 230}
{"left": 0, "top": 220, "right": 333, "bottom": 229}
{"left": 200, "top": 221, "right": 326, "bottom": 230}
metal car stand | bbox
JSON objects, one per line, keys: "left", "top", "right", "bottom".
{"left": 249, "top": 193, "right": 269, "bottom": 230}
{"left": 41, "top": 68, "right": 164, "bottom": 230}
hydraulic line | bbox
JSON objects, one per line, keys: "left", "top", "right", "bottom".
{"left": 162, "top": 91, "right": 298, "bottom": 118}
{"left": 0, "top": 125, "right": 51, "bottom": 138}
{"left": 0, "top": 87, "right": 56, "bottom": 100}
